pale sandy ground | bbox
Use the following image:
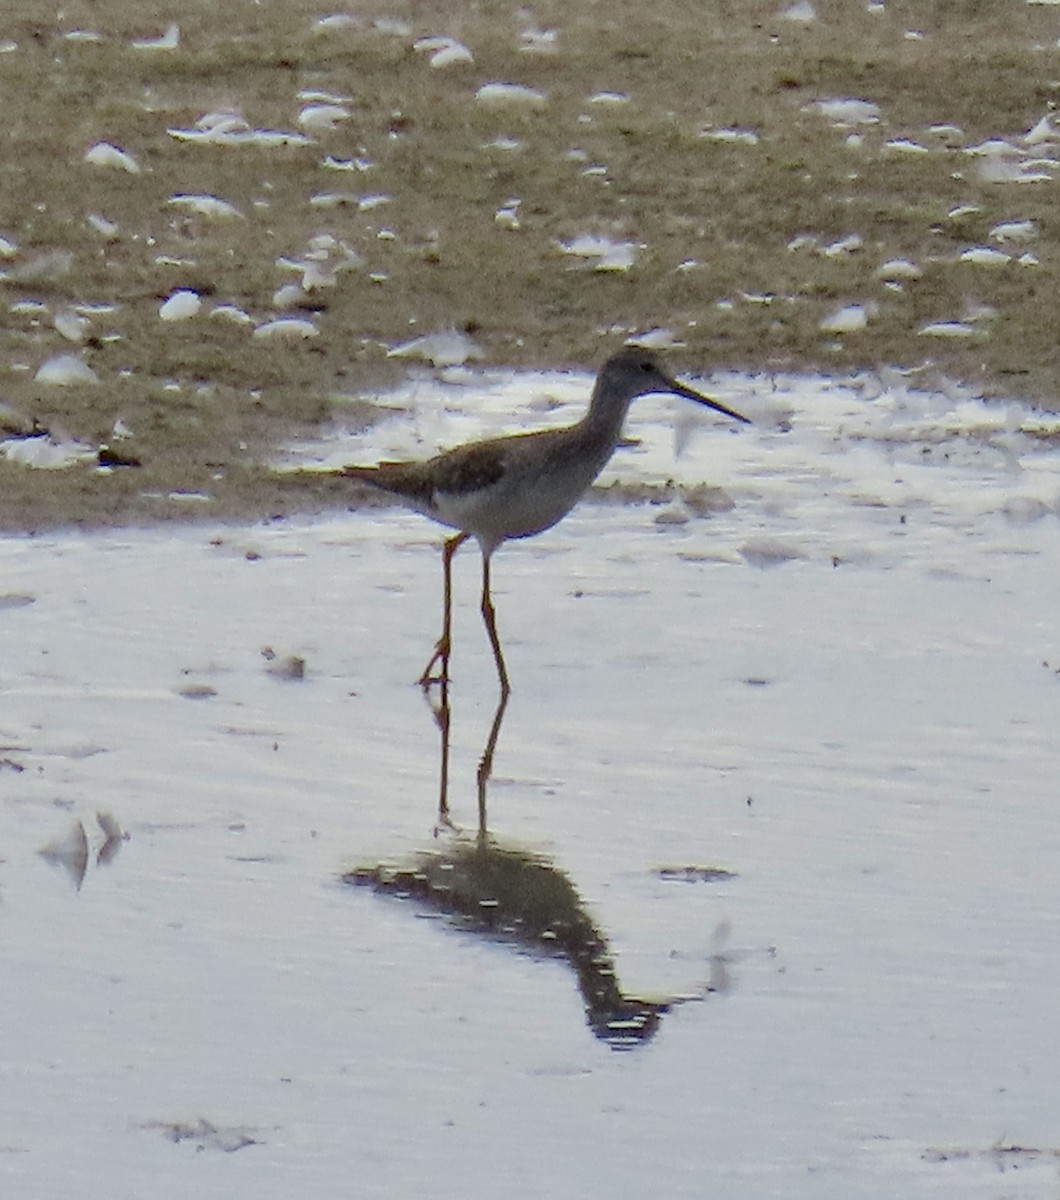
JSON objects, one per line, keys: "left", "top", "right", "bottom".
{"left": 2, "top": 367, "right": 1060, "bottom": 1197}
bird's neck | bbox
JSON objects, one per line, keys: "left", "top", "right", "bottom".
{"left": 577, "top": 387, "right": 633, "bottom": 451}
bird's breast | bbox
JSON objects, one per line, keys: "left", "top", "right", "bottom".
{"left": 432, "top": 458, "right": 600, "bottom": 545}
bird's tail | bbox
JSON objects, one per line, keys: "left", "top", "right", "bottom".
{"left": 338, "top": 462, "right": 432, "bottom": 505}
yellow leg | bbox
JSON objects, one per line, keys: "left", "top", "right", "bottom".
{"left": 419, "top": 532, "right": 469, "bottom": 687}
{"left": 479, "top": 550, "right": 511, "bottom": 696}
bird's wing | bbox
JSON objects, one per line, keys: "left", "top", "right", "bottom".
{"left": 342, "top": 433, "right": 531, "bottom": 503}
{"left": 425, "top": 439, "right": 511, "bottom": 497}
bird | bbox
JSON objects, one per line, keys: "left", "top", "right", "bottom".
{"left": 343, "top": 349, "right": 750, "bottom": 693}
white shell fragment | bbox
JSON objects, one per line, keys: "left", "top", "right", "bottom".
{"left": 168, "top": 112, "right": 312, "bottom": 147}
{"left": 883, "top": 138, "right": 929, "bottom": 154}
{"left": 627, "top": 327, "right": 684, "bottom": 350}
{"left": 54, "top": 309, "right": 91, "bottom": 342}
{"left": 560, "top": 234, "right": 616, "bottom": 258}
{"left": 167, "top": 194, "right": 243, "bottom": 219}
{"left": 159, "top": 290, "right": 202, "bottom": 321}
{"left": 35, "top": 354, "right": 100, "bottom": 386}
{"left": 989, "top": 219, "right": 1038, "bottom": 243}
{"left": 312, "top": 14, "right": 361, "bottom": 33}
{"left": 494, "top": 199, "right": 521, "bottom": 230}
{"left": 1, "top": 435, "right": 96, "bottom": 469}
{"left": 918, "top": 321, "right": 976, "bottom": 337}
{"left": 278, "top": 234, "right": 362, "bottom": 290}
{"left": 298, "top": 104, "right": 352, "bottom": 131}
{"left": 819, "top": 304, "right": 868, "bottom": 334}
{"left": 821, "top": 234, "right": 863, "bottom": 257}
{"left": 298, "top": 89, "right": 354, "bottom": 105}
{"left": 475, "top": 83, "right": 547, "bottom": 107}
{"left": 253, "top": 318, "right": 319, "bottom": 340}
{"left": 210, "top": 304, "right": 254, "bottom": 325}
{"left": 84, "top": 142, "right": 141, "bottom": 172}
{"left": 413, "top": 36, "right": 473, "bottom": 67}
{"left": 964, "top": 138, "right": 1019, "bottom": 157}
{"left": 1023, "top": 113, "right": 1058, "bottom": 144}
{"left": 558, "top": 234, "right": 638, "bottom": 271}
{"left": 86, "top": 213, "right": 120, "bottom": 239}
{"left": 958, "top": 246, "right": 1011, "bottom": 266}
{"left": 876, "top": 259, "right": 923, "bottom": 281}
{"left": 388, "top": 330, "right": 483, "bottom": 367}
{"left": 309, "top": 192, "right": 358, "bottom": 208}
{"left": 805, "top": 98, "right": 881, "bottom": 125}
{"left": 702, "top": 127, "right": 760, "bottom": 144}
{"left": 322, "top": 154, "right": 375, "bottom": 172}
{"left": 966, "top": 140, "right": 1058, "bottom": 184}
{"left": 308, "top": 189, "right": 388, "bottom": 209}
{"left": 272, "top": 283, "right": 307, "bottom": 309}
{"left": 928, "top": 123, "right": 965, "bottom": 143}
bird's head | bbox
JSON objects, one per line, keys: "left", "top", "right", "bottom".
{"left": 600, "top": 349, "right": 750, "bottom": 424}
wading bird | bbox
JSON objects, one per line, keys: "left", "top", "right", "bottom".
{"left": 343, "top": 350, "right": 750, "bottom": 693}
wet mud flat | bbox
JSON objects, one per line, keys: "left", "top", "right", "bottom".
{"left": 3, "top": 368, "right": 1060, "bottom": 1196}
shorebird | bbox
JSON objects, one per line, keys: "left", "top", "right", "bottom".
{"left": 343, "top": 349, "right": 750, "bottom": 693}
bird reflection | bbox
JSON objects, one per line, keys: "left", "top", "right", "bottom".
{"left": 345, "top": 684, "right": 727, "bottom": 1049}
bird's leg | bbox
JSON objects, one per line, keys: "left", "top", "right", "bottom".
{"left": 419, "top": 532, "right": 469, "bottom": 688}
{"left": 479, "top": 550, "right": 511, "bottom": 696}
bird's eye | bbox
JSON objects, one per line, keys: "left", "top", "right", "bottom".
{"left": 639, "top": 360, "right": 653, "bottom": 372}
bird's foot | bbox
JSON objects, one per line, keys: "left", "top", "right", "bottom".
{"left": 432, "top": 809, "right": 459, "bottom": 838}
{"left": 418, "top": 641, "right": 450, "bottom": 688}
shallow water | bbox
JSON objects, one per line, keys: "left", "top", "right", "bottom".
{"left": 3, "top": 368, "right": 1060, "bottom": 1197}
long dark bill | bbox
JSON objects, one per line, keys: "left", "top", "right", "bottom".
{"left": 667, "top": 376, "right": 751, "bottom": 425}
